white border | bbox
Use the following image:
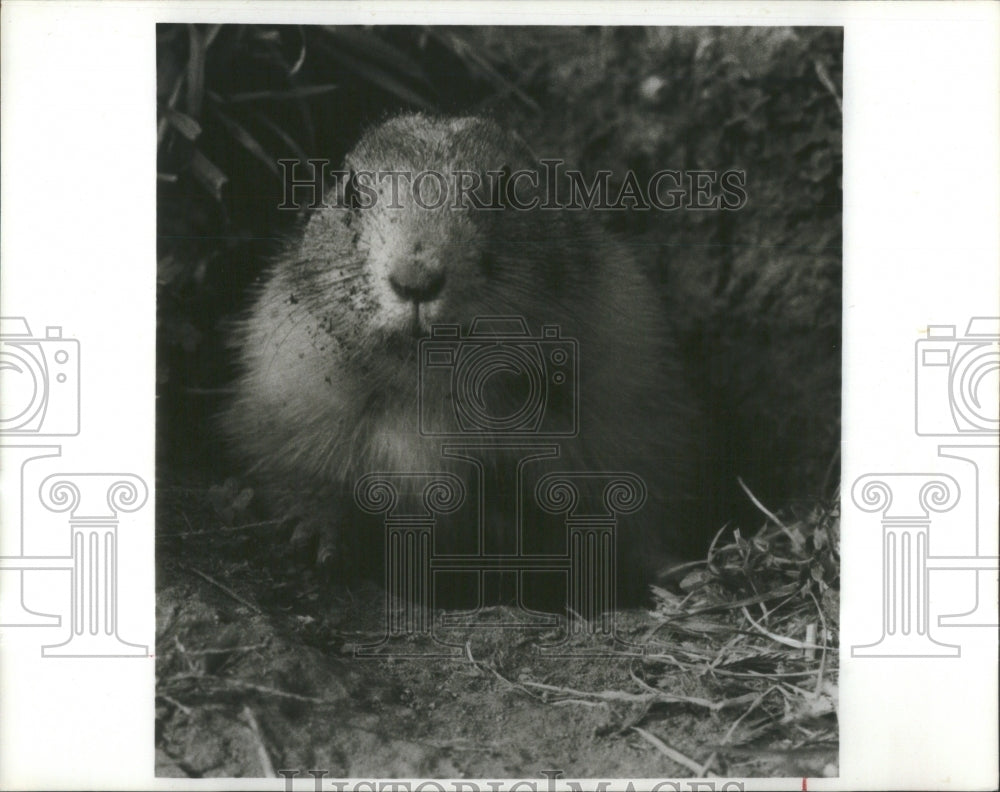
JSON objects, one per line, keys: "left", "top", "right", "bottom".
{"left": 1, "top": 2, "right": 998, "bottom": 790}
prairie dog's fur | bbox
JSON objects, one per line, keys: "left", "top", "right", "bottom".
{"left": 223, "top": 114, "right": 720, "bottom": 604}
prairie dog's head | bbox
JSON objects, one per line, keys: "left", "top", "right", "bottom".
{"left": 294, "top": 115, "right": 558, "bottom": 347}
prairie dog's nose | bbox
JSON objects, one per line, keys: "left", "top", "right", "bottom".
{"left": 388, "top": 261, "right": 446, "bottom": 303}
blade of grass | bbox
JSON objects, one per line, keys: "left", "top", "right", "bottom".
{"left": 427, "top": 28, "right": 540, "bottom": 112}
{"left": 189, "top": 149, "right": 228, "bottom": 202}
{"left": 741, "top": 605, "right": 821, "bottom": 651}
{"left": 252, "top": 113, "right": 309, "bottom": 163}
{"left": 185, "top": 24, "right": 207, "bottom": 117}
{"left": 210, "top": 107, "right": 280, "bottom": 178}
{"left": 220, "top": 84, "right": 338, "bottom": 104}
{"left": 157, "top": 71, "right": 186, "bottom": 147}
{"left": 311, "top": 37, "right": 434, "bottom": 111}
{"left": 164, "top": 108, "right": 202, "bottom": 141}
{"left": 290, "top": 26, "right": 307, "bottom": 75}
{"left": 320, "top": 26, "right": 433, "bottom": 89}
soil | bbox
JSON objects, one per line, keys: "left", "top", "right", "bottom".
{"left": 155, "top": 481, "right": 838, "bottom": 781}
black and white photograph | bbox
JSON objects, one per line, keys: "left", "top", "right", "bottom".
{"left": 0, "top": 3, "right": 997, "bottom": 791}
{"left": 154, "top": 23, "right": 843, "bottom": 780}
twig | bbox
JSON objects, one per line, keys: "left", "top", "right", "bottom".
{"left": 737, "top": 477, "right": 787, "bottom": 530}
{"left": 740, "top": 606, "right": 821, "bottom": 651}
{"left": 180, "top": 563, "right": 262, "bottom": 615}
{"left": 806, "top": 589, "right": 831, "bottom": 694}
{"left": 821, "top": 445, "right": 841, "bottom": 500}
{"left": 813, "top": 59, "right": 843, "bottom": 113}
{"left": 156, "top": 692, "right": 193, "bottom": 716}
{"left": 704, "top": 520, "right": 735, "bottom": 575}
{"left": 464, "top": 642, "right": 541, "bottom": 701}
{"left": 708, "top": 634, "right": 745, "bottom": 674}
{"left": 520, "top": 680, "right": 757, "bottom": 712}
{"left": 632, "top": 727, "right": 719, "bottom": 778}
{"left": 657, "top": 582, "right": 801, "bottom": 619}
{"left": 178, "top": 642, "right": 268, "bottom": 656}
{"left": 698, "top": 751, "right": 719, "bottom": 778}
{"left": 242, "top": 706, "right": 277, "bottom": 778}
{"left": 160, "top": 520, "right": 282, "bottom": 538}
{"left": 521, "top": 681, "right": 661, "bottom": 704}
{"left": 181, "top": 386, "right": 239, "bottom": 395}
{"left": 694, "top": 667, "right": 825, "bottom": 680}
{"left": 629, "top": 665, "right": 665, "bottom": 696}
{"left": 157, "top": 71, "right": 186, "bottom": 146}
{"left": 804, "top": 623, "right": 817, "bottom": 661}
{"left": 165, "top": 674, "right": 332, "bottom": 705}
{"left": 737, "top": 477, "right": 801, "bottom": 548}
{"left": 721, "top": 686, "right": 781, "bottom": 745}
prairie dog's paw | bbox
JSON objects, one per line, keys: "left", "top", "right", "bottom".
{"left": 290, "top": 515, "right": 341, "bottom": 570}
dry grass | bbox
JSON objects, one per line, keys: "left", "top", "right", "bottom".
{"left": 637, "top": 483, "right": 840, "bottom": 775}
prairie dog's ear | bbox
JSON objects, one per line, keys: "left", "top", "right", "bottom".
{"left": 447, "top": 117, "right": 481, "bottom": 134}
{"left": 450, "top": 116, "right": 538, "bottom": 169}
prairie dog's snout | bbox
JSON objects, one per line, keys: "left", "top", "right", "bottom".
{"left": 364, "top": 203, "right": 477, "bottom": 328}
{"left": 388, "top": 259, "right": 445, "bottom": 304}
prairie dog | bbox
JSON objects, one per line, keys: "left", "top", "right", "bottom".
{"left": 223, "top": 114, "right": 720, "bottom": 605}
